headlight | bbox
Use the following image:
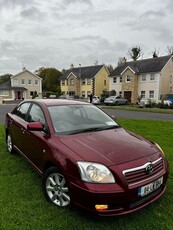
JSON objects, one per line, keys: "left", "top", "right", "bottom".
{"left": 77, "top": 162, "right": 115, "bottom": 183}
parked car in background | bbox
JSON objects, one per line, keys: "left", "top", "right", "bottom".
{"left": 88, "top": 96, "right": 101, "bottom": 105}
{"left": 49, "top": 94, "right": 56, "bottom": 99}
{"left": 58, "top": 95, "right": 80, "bottom": 100}
{"left": 5, "top": 99, "right": 169, "bottom": 216}
{"left": 104, "top": 96, "right": 128, "bottom": 105}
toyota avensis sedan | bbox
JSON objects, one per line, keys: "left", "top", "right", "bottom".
{"left": 5, "top": 99, "right": 169, "bottom": 216}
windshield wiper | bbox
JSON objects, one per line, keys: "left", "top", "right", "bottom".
{"left": 70, "top": 125, "right": 119, "bottom": 135}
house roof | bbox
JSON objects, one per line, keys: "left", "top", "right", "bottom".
{"left": 110, "top": 55, "right": 172, "bottom": 76}
{"left": 11, "top": 68, "right": 42, "bottom": 80}
{"left": 0, "top": 80, "right": 26, "bottom": 90}
{"left": 60, "top": 65, "right": 105, "bottom": 80}
{"left": 0, "top": 80, "right": 11, "bottom": 89}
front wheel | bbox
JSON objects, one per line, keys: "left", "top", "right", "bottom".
{"left": 42, "top": 167, "right": 70, "bottom": 207}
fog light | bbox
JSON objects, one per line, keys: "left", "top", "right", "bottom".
{"left": 95, "top": 204, "right": 108, "bottom": 211}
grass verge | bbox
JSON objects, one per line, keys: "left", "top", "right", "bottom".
{"left": 0, "top": 121, "right": 173, "bottom": 230}
{"left": 99, "top": 105, "right": 173, "bottom": 114}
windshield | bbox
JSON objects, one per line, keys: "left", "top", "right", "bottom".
{"left": 48, "top": 104, "right": 119, "bottom": 135}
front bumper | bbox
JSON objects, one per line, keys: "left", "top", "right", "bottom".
{"left": 69, "top": 175, "right": 167, "bottom": 216}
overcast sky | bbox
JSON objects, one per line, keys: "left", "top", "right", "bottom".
{"left": 0, "top": 0, "right": 173, "bottom": 75}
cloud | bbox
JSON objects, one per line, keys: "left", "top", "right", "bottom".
{"left": 20, "top": 6, "right": 46, "bottom": 20}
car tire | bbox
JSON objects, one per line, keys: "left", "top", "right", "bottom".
{"left": 115, "top": 101, "right": 119, "bottom": 106}
{"left": 6, "top": 133, "right": 15, "bottom": 154}
{"left": 42, "top": 167, "right": 70, "bottom": 207}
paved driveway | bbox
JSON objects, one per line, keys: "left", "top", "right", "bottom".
{"left": 0, "top": 104, "right": 173, "bottom": 125}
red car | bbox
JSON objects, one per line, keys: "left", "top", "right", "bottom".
{"left": 5, "top": 99, "right": 169, "bottom": 216}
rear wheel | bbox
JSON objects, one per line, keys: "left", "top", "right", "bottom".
{"left": 7, "top": 133, "right": 15, "bottom": 154}
{"left": 42, "top": 167, "right": 70, "bottom": 207}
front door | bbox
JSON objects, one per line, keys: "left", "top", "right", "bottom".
{"left": 124, "top": 91, "right": 131, "bottom": 103}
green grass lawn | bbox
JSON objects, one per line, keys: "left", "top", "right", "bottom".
{"left": 0, "top": 120, "right": 173, "bottom": 230}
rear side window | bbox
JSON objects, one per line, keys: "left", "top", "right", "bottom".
{"left": 14, "top": 102, "right": 31, "bottom": 120}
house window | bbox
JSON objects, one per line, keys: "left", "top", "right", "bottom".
{"left": 150, "top": 73, "right": 155, "bottom": 81}
{"left": 69, "top": 91, "right": 75, "bottom": 96}
{"left": 170, "top": 75, "right": 172, "bottom": 83}
{"left": 35, "top": 80, "right": 38, "bottom": 85}
{"left": 170, "top": 87, "right": 172, "bottom": 93}
{"left": 87, "top": 79, "right": 91, "bottom": 85}
{"left": 82, "top": 79, "right": 85, "bottom": 85}
{"left": 21, "top": 79, "right": 25, "bottom": 85}
{"left": 120, "top": 76, "right": 122, "bottom": 83}
{"left": 104, "top": 80, "right": 106, "bottom": 86}
{"left": 119, "top": 91, "right": 122, "bottom": 96}
{"left": 62, "top": 80, "right": 65, "bottom": 86}
{"left": 70, "top": 79, "right": 74, "bottom": 85}
{"left": 13, "top": 79, "right": 19, "bottom": 86}
{"left": 149, "top": 90, "right": 154, "bottom": 99}
{"left": 141, "top": 91, "right": 145, "bottom": 99}
{"left": 113, "top": 77, "right": 117, "bottom": 83}
{"left": 30, "top": 91, "right": 34, "bottom": 96}
{"left": 82, "top": 91, "right": 85, "bottom": 98}
{"left": 28, "top": 80, "right": 32, "bottom": 85}
{"left": 0, "top": 90, "right": 9, "bottom": 96}
{"left": 141, "top": 74, "right": 146, "bottom": 82}
{"left": 126, "top": 75, "right": 131, "bottom": 82}
{"left": 87, "top": 91, "right": 91, "bottom": 97}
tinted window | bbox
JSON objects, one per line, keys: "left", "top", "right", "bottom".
{"left": 15, "top": 102, "right": 31, "bottom": 120}
{"left": 28, "top": 104, "right": 46, "bottom": 125}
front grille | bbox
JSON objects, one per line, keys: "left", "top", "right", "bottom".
{"left": 123, "top": 157, "right": 164, "bottom": 186}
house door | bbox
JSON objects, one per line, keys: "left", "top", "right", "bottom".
{"left": 15, "top": 91, "right": 22, "bottom": 99}
{"left": 124, "top": 91, "right": 131, "bottom": 103}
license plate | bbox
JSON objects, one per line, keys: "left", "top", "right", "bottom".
{"left": 138, "top": 177, "right": 163, "bottom": 197}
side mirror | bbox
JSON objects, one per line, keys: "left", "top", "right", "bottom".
{"left": 27, "top": 122, "right": 43, "bottom": 131}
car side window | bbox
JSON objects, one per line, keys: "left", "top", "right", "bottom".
{"left": 14, "top": 102, "right": 31, "bottom": 121}
{"left": 28, "top": 104, "right": 46, "bottom": 126}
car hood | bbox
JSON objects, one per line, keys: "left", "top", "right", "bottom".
{"left": 58, "top": 127, "right": 158, "bottom": 166}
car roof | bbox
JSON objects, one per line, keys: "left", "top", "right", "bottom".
{"left": 25, "top": 99, "right": 89, "bottom": 106}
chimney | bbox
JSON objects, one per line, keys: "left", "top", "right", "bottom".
{"left": 118, "top": 57, "right": 127, "bottom": 65}
{"left": 70, "top": 64, "right": 74, "bottom": 69}
{"left": 121, "top": 57, "right": 126, "bottom": 63}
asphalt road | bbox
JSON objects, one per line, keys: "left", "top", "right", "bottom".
{"left": 0, "top": 103, "right": 173, "bottom": 125}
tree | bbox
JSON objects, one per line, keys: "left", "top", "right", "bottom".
{"left": 0, "top": 73, "right": 12, "bottom": 83}
{"left": 128, "top": 46, "right": 142, "bottom": 61}
{"left": 107, "top": 64, "right": 114, "bottom": 73}
{"left": 166, "top": 46, "right": 173, "bottom": 55}
{"left": 151, "top": 48, "right": 160, "bottom": 58}
{"left": 35, "top": 67, "right": 62, "bottom": 93}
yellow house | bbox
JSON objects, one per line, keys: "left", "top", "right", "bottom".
{"left": 0, "top": 68, "right": 42, "bottom": 102}
{"left": 60, "top": 64, "right": 109, "bottom": 98}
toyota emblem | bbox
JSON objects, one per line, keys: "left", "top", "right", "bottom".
{"left": 146, "top": 163, "right": 153, "bottom": 174}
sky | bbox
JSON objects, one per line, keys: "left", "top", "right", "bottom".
{"left": 0, "top": 0, "right": 173, "bottom": 75}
